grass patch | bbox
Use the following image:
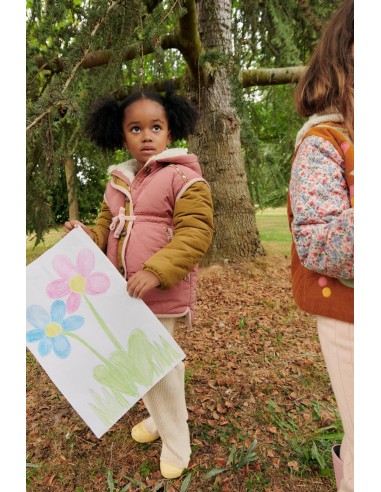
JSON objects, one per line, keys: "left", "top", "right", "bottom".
{"left": 26, "top": 227, "right": 63, "bottom": 264}
{"left": 256, "top": 206, "right": 291, "bottom": 257}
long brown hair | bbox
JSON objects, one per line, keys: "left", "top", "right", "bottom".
{"left": 294, "top": 0, "right": 354, "bottom": 141}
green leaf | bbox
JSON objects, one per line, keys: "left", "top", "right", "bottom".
{"left": 180, "top": 472, "right": 193, "bottom": 492}
{"left": 123, "top": 477, "right": 146, "bottom": 488}
{"left": 204, "top": 467, "right": 227, "bottom": 479}
{"left": 240, "top": 440, "right": 258, "bottom": 466}
{"left": 152, "top": 482, "right": 164, "bottom": 492}
{"left": 314, "top": 432, "right": 344, "bottom": 442}
{"left": 227, "top": 443, "right": 237, "bottom": 466}
{"left": 107, "top": 470, "right": 115, "bottom": 491}
{"left": 311, "top": 441, "right": 326, "bottom": 469}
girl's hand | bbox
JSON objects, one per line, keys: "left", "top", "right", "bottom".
{"left": 127, "top": 270, "right": 160, "bottom": 299}
{"left": 62, "top": 220, "right": 95, "bottom": 241}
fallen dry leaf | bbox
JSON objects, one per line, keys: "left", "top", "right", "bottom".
{"left": 288, "top": 460, "right": 300, "bottom": 471}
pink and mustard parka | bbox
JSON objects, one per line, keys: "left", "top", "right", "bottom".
{"left": 91, "top": 148, "right": 214, "bottom": 326}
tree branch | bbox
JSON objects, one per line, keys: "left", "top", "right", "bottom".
{"left": 36, "top": 33, "right": 180, "bottom": 72}
{"left": 28, "top": 1, "right": 127, "bottom": 131}
{"left": 34, "top": 0, "right": 202, "bottom": 82}
{"left": 177, "top": 0, "right": 203, "bottom": 71}
{"left": 112, "top": 65, "right": 305, "bottom": 100}
{"left": 240, "top": 66, "right": 305, "bottom": 87}
{"left": 26, "top": 104, "right": 56, "bottom": 132}
{"left": 63, "top": 0, "right": 119, "bottom": 90}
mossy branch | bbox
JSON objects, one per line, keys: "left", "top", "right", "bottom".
{"left": 240, "top": 66, "right": 306, "bottom": 87}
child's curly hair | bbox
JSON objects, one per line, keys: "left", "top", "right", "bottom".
{"left": 85, "top": 85, "right": 199, "bottom": 151}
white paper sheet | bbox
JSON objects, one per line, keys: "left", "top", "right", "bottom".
{"left": 26, "top": 227, "right": 185, "bottom": 438}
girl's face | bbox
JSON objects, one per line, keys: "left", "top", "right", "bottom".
{"left": 122, "top": 98, "right": 171, "bottom": 170}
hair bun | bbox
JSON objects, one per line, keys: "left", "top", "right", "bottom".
{"left": 162, "top": 86, "right": 198, "bottom": 141}
{"left": 84, "top": 96, "right": 124, "bottom": 150}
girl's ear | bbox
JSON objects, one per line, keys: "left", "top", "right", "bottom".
{"left": 167, "top": 131, "right": 172, "bottom": 147}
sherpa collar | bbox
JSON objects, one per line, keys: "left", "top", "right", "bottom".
{"left": 107, "top": 148, "right": 188, "bottom": 182}
{"left": 295, "top": 113, "right": 344, "bottom": 148}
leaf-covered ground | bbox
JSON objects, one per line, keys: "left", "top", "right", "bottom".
{"left": 27, "top": 255, "right": 340, "bottom": 491}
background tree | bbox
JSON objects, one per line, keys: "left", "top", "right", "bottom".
{"left": 26, "top": 0, "right": 339, "bottom": 264}
{"left": 230, "top": 0, "right": 341, "bottom": 207}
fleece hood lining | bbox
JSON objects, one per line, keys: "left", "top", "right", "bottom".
{"left": 295, "top": 113, "right": 344, "bottom": 148}
{"left": 107, "top": 148, "right": 189, "bottom": 181}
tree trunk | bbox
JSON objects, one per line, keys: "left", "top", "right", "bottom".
{"left": 64, "top": 156, "right": 80, "bottom": 221}
{"left": 188, "top": 0, "right": 264, "bottom": 265}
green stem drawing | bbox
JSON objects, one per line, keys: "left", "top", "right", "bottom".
{"left": 65, "top": 332, "right": 110, "bottom": 365}
{"left": 83, "top": 294, "right": 123, "bottom": 351}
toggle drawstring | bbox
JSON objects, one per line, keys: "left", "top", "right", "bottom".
{"left": 110, "top": 206, "right": 135, "bottom": 238}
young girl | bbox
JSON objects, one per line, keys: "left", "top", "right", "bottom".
{"left": 63, "top": 88, "right": 214, "bottom": 479}
{"left": 287, "top": 1, "right": 353, "bottom": 490}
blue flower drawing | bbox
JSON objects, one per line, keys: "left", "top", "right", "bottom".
{"left": 26, "top": 300, "right": 85, "bottom": 359}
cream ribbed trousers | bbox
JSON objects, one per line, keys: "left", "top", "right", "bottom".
{"left": 317, "top": 316, "right": 354, "bottom": 492}
{"left": 141, "top": 317, "right": 191, "bottom": 469}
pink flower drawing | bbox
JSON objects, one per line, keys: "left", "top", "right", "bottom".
{"left": 47, "top": 249, "right": 110, "bottom": 313}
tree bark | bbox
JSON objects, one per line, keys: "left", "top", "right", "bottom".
{"left": 64, "top": 157, "right": 80, "bottom": 221}
{"left": 186, "top": 0, "right": 265, "bottom": 265}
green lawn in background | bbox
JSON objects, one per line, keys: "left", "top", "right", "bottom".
{"left": 26, "top": 228, "right": 63, "bottom": 264}
{"left": 26, "top": 208, "right": 292, "bottom": 264}
{"left": 256, "top": 206, "right": 291, "bottom": 257}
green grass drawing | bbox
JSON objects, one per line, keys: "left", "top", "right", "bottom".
{"left": 91, "top": 328, "right": 182, "bottom": 425}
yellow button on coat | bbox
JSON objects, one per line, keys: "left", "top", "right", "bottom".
{"left": 322, "top": 287, "right": 332, "bottom": 298}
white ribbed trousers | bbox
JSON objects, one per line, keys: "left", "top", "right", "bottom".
{"left": 141, "top": 317, "right": 191, "bottom": 469}
{"left": 317, "top": 316, "right": 354, "bottom": 492}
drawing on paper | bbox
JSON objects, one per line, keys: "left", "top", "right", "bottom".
{"left": 26, "top": 228, "right": 185, "bottom": 438}
{"left": 46, "top": 248, "right": 110, "bottom": 313}
{"left": 26, "top": 300, "right": 85, "bottom": 359}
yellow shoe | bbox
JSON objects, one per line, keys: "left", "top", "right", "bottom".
{"left": 160, "top": 461, "right": 185, "bottom": 479}
{"left": 131, "top": 422, "right": 160, "bottom": 443}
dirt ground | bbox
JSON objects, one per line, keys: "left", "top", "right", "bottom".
{"left": 26, "top": 255, "right": 339, "bottom": 491}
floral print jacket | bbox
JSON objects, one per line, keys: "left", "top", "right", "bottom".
{"left": 287, "top": 115, "right": 354, "bottom": 323}
{"left": 289, "top": 134, "right": 354, "bottom": 280}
